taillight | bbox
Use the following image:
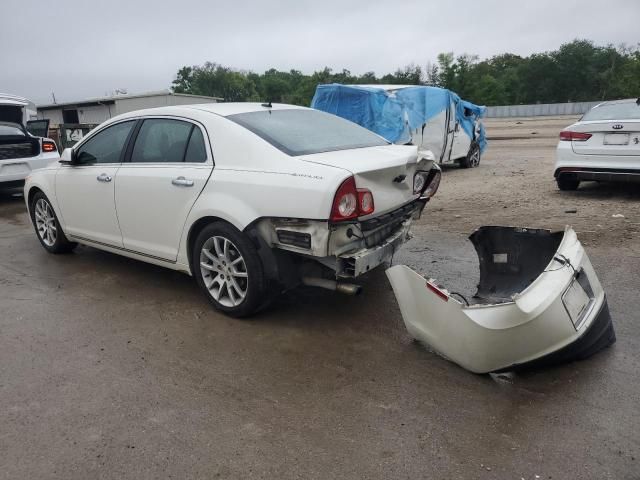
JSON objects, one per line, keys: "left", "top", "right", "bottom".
{"left": 330, "top": 176, "right": 374, "bottom": 221}
{"left": 357, "top": 189, "right": 374, "bottom": 215}
{"left": 559, "top": 130, "right": 592, "bottom": 142}
{"left": 42, "top": 140, "right": 57, "bottom": 152}
{"left": 422, "top": 169, "right": 441, "bottom": 198}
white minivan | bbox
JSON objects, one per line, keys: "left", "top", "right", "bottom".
{"left": 312, "top": 84, "right": 486, "bottom": 168}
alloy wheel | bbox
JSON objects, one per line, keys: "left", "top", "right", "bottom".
{"left": 470, "top": 147, "right": 481, "bottom": 167}
{"left": 34, "top": 198, "right": 57, "bottom": 247}
{"left": 199, "top": 236, "right": 249, "bottom": 307}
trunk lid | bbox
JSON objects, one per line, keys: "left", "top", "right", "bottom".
{"left": 571, "top": 120, "right": 640, "bottom": 156}
{"left": 300, "top": 145, "right": 433, "bottom": 215}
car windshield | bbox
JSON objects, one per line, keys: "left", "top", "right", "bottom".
{"left": 0, "top": 122, "right": 26, "bottom": 137}
{"left": 582, "top": 102, "right": 640, "bottom": 121}
{"left": 227, "top": 108, "right": 388, "bottom": 156}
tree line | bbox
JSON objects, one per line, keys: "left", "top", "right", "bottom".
{"left": 171, "top": 39, "right": 640, "bottom": 107}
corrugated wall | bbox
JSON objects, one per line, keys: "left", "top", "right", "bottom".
{"left": 485, "top": 101, "right": 602, "bottom": 118}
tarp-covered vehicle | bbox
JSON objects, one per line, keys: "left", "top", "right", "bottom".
{"left": 312, "top": 84, "right": 487, "bottom": 168}
{"left": 387, "top": 226, "right": 615, "bottom": 374}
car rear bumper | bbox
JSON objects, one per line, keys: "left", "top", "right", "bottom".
{"left": 555, "top": 167, "right": 640, "bottom": 183}
{"left": 555, "top": 142, "right": 640, "bottom": 182}
{"left": 386, "top": 226, "right": 615, "bottom": 374}
{"left": 0, "top": 154, "right": 58, "bottom": 183}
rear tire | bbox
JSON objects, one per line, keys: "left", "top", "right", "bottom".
{"left": 192, "top": 222, "right": 267, "bottom": 318}
{"left": 460, "top": 142, "right": 481, "bottom": 168}
{"left": 557, "top": 175, "right": 580, "bottom": 191}
{"left": 29, "top": 192, "right": 77, "bottom": 254}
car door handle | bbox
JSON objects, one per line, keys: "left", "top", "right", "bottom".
{"left": 97, "top": 173, "right": 112, "bottom": 182}
{"left": 172, "top": 176, "right": 194, "bottom": 187}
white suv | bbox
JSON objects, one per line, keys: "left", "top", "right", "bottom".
{"left": 0, "top": 94, "right": 59, "bottom": 188}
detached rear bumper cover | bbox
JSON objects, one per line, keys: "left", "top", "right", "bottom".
{"left": 386, "top": 226, "right": 615, "bottom": 374}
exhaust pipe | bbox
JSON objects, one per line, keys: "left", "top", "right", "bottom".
{"left": 302, "top": 277, "right": 363, "bottom": 296}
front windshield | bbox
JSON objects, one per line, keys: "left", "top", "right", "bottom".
{"left": 582, "top": 102, "right": 640, "bottom": 121}
{"left": 227, "top": 108, "right": 388, "bottom": 156}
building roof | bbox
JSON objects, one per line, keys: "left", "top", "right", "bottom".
{"left": 37, "top": 90, "right": 223, "bottom": 110}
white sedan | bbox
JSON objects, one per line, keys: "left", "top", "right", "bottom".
{"left": 24, "top": 102, "right": 441, "bottom": 316}
{"left": 554, "top": 98, "right": 640, "bottom": 190}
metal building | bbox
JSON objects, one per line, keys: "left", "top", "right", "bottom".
{"left": 36, "top": 90, "right": 222, "bottom": 128}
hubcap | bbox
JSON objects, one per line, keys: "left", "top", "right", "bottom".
{"left": 199, "top": 236, "right": 248, "bottom": 307}
{"left": 34, "top": 198, "right": 57, "bottom": 247}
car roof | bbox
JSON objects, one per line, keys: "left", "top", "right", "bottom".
{"left": 115, "top": 102, "right": 309, "bottom": 121}
{"left": 595, "top": 98, "right": 639, "bottom": 107}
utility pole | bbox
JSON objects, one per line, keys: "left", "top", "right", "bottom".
{"left": 51, "top": 92, "right": 57, "bottom": 104}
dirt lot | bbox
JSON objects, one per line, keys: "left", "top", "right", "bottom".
{"left": 1, "top": 117, "right": 639, "bottom": 479}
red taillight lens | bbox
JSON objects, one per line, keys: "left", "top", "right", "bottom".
{"left": 426, "top": 280, "right": 449, "bottom": 302}
{"left": 330, "top": 176, "right": 375, "bottom": 221}
{"left": 331, "top": 177, "right": 358, "bottom": 221}
{"left": 42, "top": 140, "right": 57, "bottom": 152}
{"left": 357, "top": 189, "right": 374, "bottom": 215}
{"left": 559, "top": 130, "right": 592, "bottom": 142}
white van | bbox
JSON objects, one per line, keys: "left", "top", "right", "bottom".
{"left": 312, "top": 84, "right": 486, "bottom": 168}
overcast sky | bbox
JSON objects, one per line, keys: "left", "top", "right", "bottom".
{"left": 1, "top": 0, "right": 638, "bottom": 104}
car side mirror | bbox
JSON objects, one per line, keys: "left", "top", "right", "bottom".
{"left": 59, "top": 147, "right": 76, "bottom": 165}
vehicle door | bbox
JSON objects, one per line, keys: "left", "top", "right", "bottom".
{"left": 55, "top": 120, "right": 136, "bottom": 246}
{"left": 441, "top": 99, "right": 457, "bottom": 164}
{"left": 114, "top": 117, "right": 213, "bottom": 261}
{"left": 450, "top": 107, "right": 474, "bottom": 160}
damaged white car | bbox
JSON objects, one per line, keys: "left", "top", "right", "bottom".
{"left": 387, "top": 226, "right": 615, "bottom": 373}
{"left": 24, "top": 103, "right": 441, "bottom": 316}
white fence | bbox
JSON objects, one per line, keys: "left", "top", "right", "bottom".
{"left": 485, "top": 101, "right": 602, "bottom": 118}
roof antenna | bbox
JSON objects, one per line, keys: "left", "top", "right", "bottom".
{"left": 261, "top": 101, "right": 272, "bottom": 108}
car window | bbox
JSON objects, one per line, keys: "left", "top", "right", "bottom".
{"left": 130, "top": 119, "right": 194, "bottom": 163}
{"left": 582, "top": 102, "right": 640, "bottom": 121}
{"left": 76, "top": 121, "right": 135, "bottom": 164}
{"left": 184, "top": 126, "right": 207, "bottom": 163}
{"left": 0, "top": 123, "right": 26, "bottom": 137}
{"left": 227, "top": 109, "right": 388, "bottom": 156}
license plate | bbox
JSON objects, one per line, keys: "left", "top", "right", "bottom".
{"left": 603, "top": 133, "right": 629, "bottom": 145}
{"left": 562, "top": 277, "right": 592, "bottom": 330}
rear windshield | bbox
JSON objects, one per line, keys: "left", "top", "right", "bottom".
{"left": 0, "top": 123, "right": 26, "bottom": 137}
{"left": 582, "top": 102, "right": 640, "bottom": 121}
{"left": 227, "top": 108, "right": 388, "bottom": 156}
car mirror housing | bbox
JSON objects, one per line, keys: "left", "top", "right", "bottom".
{"left": 59, "top": 148, "right": 76, "bottom": 165}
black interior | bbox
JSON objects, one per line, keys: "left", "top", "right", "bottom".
{"left": 469, "top": 226, "right": 564, "bottom": 304}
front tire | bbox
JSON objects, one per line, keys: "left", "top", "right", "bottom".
{"left": 460, "top": 142, "right": 481, "bottom": 168}
{"left": 30, "top": 192, "right": 77, "bottom": 254}
{"left": 557, "top": 175, "right": 580, "bottom": 191}
{"left": 193, "top": 222, "right": 266, "bottom": 317}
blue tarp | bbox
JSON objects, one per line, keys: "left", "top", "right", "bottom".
{"left": 311, "top": 84, "right": 487, "bottom": 152}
